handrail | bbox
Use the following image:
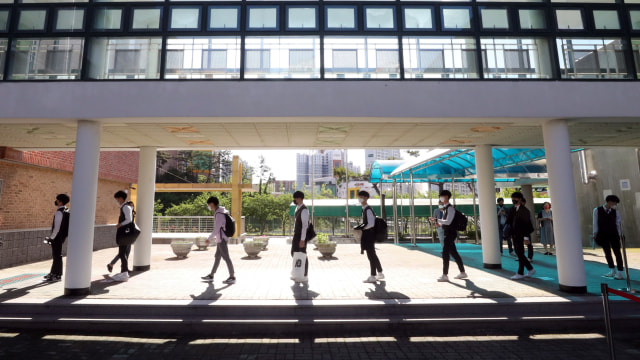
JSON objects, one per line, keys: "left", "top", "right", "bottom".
{"left": 600, "top": 283, "right": 640, "bottom": 360}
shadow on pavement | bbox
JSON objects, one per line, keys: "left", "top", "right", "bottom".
{"left": 364, "top": 281, "right": 410, "bottom": 303}
{"left": 290, "top": 282, "right": 319, "bottom": 302}
{"left": 189, "top": 282, "right": 232, "bottom": 302}
{"left": 0, "top": 280, "right": 58, "bottom": 303}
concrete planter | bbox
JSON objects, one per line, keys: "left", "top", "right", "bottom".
{"left": 317, "top": 242, "right": 337, "bottom": 258}
{"left": 193, "top": 237, "right": 209, "bottom": 251}
{"left": 253, "top": 237, "right": 269, "bottom": 250}
{"left": 170, "top": 240, "right": 193, "bottom": 258}
{"left": 243, "top": 241, "right": 263, "bottom": 258}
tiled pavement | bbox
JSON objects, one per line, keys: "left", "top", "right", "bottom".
{"left": 1, "top": 239, "right": 639, "bottom": 360}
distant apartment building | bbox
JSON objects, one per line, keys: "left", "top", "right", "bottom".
{"left": 296, "top": 150, "right": 350, "bottom": 190}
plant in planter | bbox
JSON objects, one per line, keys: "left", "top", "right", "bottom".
{"left": 193, "top": 236, "right": 209, "bottom": 251}
{"left": 315, "top": 233, "right": 337, "bottom": 258}
{"left": 170, "top": 240, "right": 193, "bottom": 258}
{"left": 253, "top": 236, "right": 269, "bottom": 250}
{"left": 243, "top": 239, "right": 263, "bottom": 258}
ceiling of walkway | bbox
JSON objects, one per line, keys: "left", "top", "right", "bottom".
{"left": 0, "top": 117, "right": 639, "bottom": 150}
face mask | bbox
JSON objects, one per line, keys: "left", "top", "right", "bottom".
{"left": 207, "top": 205, "right": 213, "bottom": 211}
{"left": 438, "top": 205, "right": 444, "bottom": 209}
{"left": 439, "top": 197, "right": 445, "bottom": 203}
{"left": 54, "top": 201, "right": 58, "bottom": 206}
{"left": 611, "top": 205, "right": 617, "bottom": 209}
{"left": 512, "top": 199, "right": 519, "bottom": 205}
{"left": 115, "top": 199, "right": 121, "bottom": 206}
{"left": 358, "top": 198, "right": 365, "bottom": 204}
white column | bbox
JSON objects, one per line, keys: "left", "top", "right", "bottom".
{"left": 475, "top": 145, "right": 501, "bottom": 269}
{"left": 543, "top": 119, "right": 587, "bottom": 293}
{"left": 64, "top": 120, "right": 101, "bottom": 296}
{"left": 133, "top": 147, "right": 157, "bottom": 271}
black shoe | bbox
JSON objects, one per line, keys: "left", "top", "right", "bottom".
{"left": 107, "top": 264, "right": 113, "bottom": 273}
{"left": 43, "top": 274, "right": 52, "bottom": 280}
{"left": 223, "top": 277, "right": 236, "bottom": 284}
{"left": 544, "top": 252, "right": 549, "bottom": 255}
{"left": 201, "top": 274, "right": 214, "bottom": 282}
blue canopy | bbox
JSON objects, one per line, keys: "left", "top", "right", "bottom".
{"left": 369, "top": 148, "right": 552, "bottom": 184}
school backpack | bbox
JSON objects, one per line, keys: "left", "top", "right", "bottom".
{"left": 57, "top": 207, "right": 71, "bottom": 241}
{"left": 223, "top": 213, "right": 236, "bottom": 237}
{"left": 373, "top": 217, "right": 388, "bottom": 242}
{"left": 452, "top": 208, "right": 468, "bottom": 232}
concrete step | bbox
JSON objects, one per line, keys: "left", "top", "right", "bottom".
{"left": 1, "top": 297, "right": 638, "bottom": 336}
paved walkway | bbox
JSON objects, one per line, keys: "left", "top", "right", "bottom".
{"left": 0, "top": 238, "right": 638, "bottom": 302}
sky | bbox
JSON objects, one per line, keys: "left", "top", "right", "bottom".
{"left": 231, "top": 149, "right": 366, "bottom": 181}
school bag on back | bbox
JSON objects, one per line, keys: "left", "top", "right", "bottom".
{"left": 373, "top": 217, "right": 388, "bottom": 242}
{"left": 223, "top": 213, "right": 236, "bottom": 237}
{"left": 453, "top": 208, "right": 468, "bottom": 232}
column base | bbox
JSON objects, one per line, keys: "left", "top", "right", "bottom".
{"left": 133, "top": 265, "right": 150, "bottom": 271}
{"left": 483, "top": 263, "right": 502, "bottom": 269}
{"left": 559, "top": 284, "right": 587, "bottom": 294}
{"left": 64, "top": 287, "right": 90, "bottom": 296}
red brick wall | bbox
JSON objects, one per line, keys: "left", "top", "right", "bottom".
{"left": 0, "top": 155, "right": 137, "bottom": 230}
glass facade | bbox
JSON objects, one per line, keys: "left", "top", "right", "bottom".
{"left": 0, "top": 1, "right": 637, "bottom": 80}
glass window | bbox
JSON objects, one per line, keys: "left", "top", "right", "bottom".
{"left": 519, "top": 9, "right": 546, "bottom": 30}
{"left": 18, "top": 10, "right": 47, "bottom": 31}
{"left": 0, "top": 11, "right": 9, "bottom": 32}
{"left": 132, "top": 8, "right": 161, "bottom": 30}
{"left": 95, "top": 0, "right": 160, "bottom": 2}
{"left": 0, "top": 0, "right": 12, "bottom": 3}
{"left": 631, "top": 11, "right": 640, "bottom": 31}
{"left": 170, "top": 7, "right": 200, "bottom": 30}
{"left": 324, "top": 37, "right": 399, "bottom": 79}
{"left": 56, "top": 9, "right": 84, "bottom": 31}
{"left": 326, "top": 6, "right": 357, "bottom": 30}
{"left": 481, "top": 9, "right": 508, "bottom": 30}
{"left": 247, "top": 6, "right": 279, "bottom": 30}
{"left": 441, "top": 7, "right": 472, "bottom": 30}
{"left": 165, "top": 37, "right": 240, "bottom": 79}
{"left": 632, "top": 39, "right": 640, "bottom": 79}
{"left": 21, "top": 0, "right": 88, "bottom": 3}
{"left": 556, "top": 38, "right": 629, "bottom": 79}
{"left": 550, "top": 0, "right": 614, "bottom": 3}
{"left": 94, "top": 8, "right": 122, "bottom": 30}
{"left": 9, "top": 38, "right": 84, "bottom": 80}
{"left": 87, "top": 37, "right": 162, "bottom": 79}
{"left": 365, "top": 7, "right": 396, "bottom": 30}
{"left": 477, "top": 0, "right": 542, "bottom": 2}
{"left": 593, "top": 10, "right": 619, "bottom": 30}
{"left": 481, "top": 37, "right": 552, "bottom": 79}
{"left": 403, "top": 7, "right": 434, "bottom": 30}
{"left": 244, "top": 36, "right": 320, "bottom": 79}
{"left": 209, "top": 7, "right": 240, "bottom": 31}
{"left": 0, "top": 39, "right": 6, "bottom": 80}
{"left": 402, "top": 37, "right": 478, "bottom": 79}
{"left": 556, "top": 10, "right": 583, "bottom": 30}
{"left": 287, "top": 7, "right": 317, "bottom": 30}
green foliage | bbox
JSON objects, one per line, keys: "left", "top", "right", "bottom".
{"left": 154, "top": 199, "right": 164, "bottom": 216}
{"left": 164, "top": 192, "right": 231, "bottom": 216}
{"left": 315, "top": 233, "right": 329, "bottom": 243}
{"left": 242, "top": 193, "right": 283, "bottom": 235}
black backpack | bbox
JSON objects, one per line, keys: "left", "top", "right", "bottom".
{"left": 452, "top": 208, "right": 468, "bottom": 232}
{"left": 222, "top": 213, "right": 236, "bottom": 237}
{"left": 365, "top": 207, "right": 388, "bottom": 242}
{"left": 57, "top": 207, "right": 71, "bottom": 241}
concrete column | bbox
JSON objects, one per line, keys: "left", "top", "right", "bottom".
{"left": 543, "top": 119, "right": 587, "bottom": 293}
{"left": 475, "top": 145, "right": 501, "bottom": 269}
{"left": 521, "top": 184, "right": 538, "bottom": 243}
{"left": 64, "top": 120, "right": 101, "bottom": 296}
{"left": 133, "top": 147, "right": 157, "bottom": 271}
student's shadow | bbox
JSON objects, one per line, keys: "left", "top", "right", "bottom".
{"left": 364, "top": 282, "right": 411, "bottom": 304}
{"left": 0, "top": 281, "right": 57, "bottom": 303}
{"left": 88, "top": 272, "right": 142, "bottom": 296}
{"left": 189, "top": 282, "right": 232, "bottom": 303}
{"left": 291, "top": 282, "right": 319, "bottom": 302}
{"left": 449, "top": 279, "right": 516, "bottom": 301}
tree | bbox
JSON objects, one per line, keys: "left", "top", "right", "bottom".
{"left": 242, "top": 193, "right": 278, "bottom": 235}
{"left": 256, "top": 155, "right": 274, "bottom": 194}
{"left": 274, "top": 194, "right": 294, "bottom": 235}
{"left": 165, "top": 192, "right": 231, "bottom": 216}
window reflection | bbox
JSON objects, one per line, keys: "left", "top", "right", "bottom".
{"left": 88, "top": 37, "right": 162, "bottom": 79}
{"left": 9, "top": 38, "right": 84, "bottom": 80}
{"left": 244, "top": 36, "right": 320, "bottom": 78}
{"left": 557, "top": 38, "right": 629, "bottom": 79}
{"left": 481, "top": 37, "right": 552, "bottom": 78}
{"left": 324, "top": 37, "right": 400, "bottom": 79}
{"left": 403, "top": 37, "right": 478, "bottom": 79}
{"left": 165, "top": 37, "right": 240, "bottom": 79}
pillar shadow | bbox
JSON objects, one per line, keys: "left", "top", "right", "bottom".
{"left": 364, "top": 282, "right": 410, "bottom": 304}
{"left": 0, "top": 280, "right": 58, "bottom": 303}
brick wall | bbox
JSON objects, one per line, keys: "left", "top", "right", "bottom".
{"left": 0, "top": 225, "right": 116, "bottom": 270}
{"left": 0, "top": 161, "right": 133, "bottom": 230}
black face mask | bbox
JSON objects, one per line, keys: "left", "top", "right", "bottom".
{"left": 54, "top": 201, "right": 58, "bottom": 206}
{"left": 512, "top": 199, "right": 519, "bottom": 205}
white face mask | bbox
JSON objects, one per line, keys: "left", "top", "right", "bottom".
{"left": 439, "top": 197, "right": 446, "bottom": 203}
{"left": 207, "top": 205, "right": 213, "bottom": 211}
{"left": 358, "top": 198, "right": 365, "bottom": 204}
{"left": 438, "top": 205, "right": 444, "bottom": 209}
{"left": 115, "top": 199, "right": 121, "bottom": 206}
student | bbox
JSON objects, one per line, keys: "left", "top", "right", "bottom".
{"left": 355, "top": 191, "right": 384, "bottom": 283}
{"left": 506, "top": 192, "right": 535, "bottom": 280}
{"left": 113, "top": 191, "right": 133, "bottom": 279}
{"left": 429, "top": 190, "right": 468, "bottom": 282}
{"left": 593, "top": 195, "right": 625, "bottom": 280}
{"left": 290, "top": 191, "right": 309, "bottom": 282}
{"left": 44, "top": 194, "right": 70, "bottom": 282}
{"left": 538, "top": 202, "right": 555, "bottom": 255}
{"left": 497, "top": 198, "right": 514, "bottom": 256}
{"left": 520, "top": 197, "right": 534, "bottom": 262}
{"left": 201, "top": 196, "right": 236, "bottom": 284}
{"left": 432, "top": 201, "right": 445, "bottom": 248}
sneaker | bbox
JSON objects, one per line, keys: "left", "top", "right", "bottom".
{"left": 614, "top": 272, "right": 625, "bottom": 280}
{"left": 525, "top": 269, "right": 536, "bottom": 278}
{"left": 363, "top": 276, "right": 377, "bottom": 283}
{"left": 528, "top": 258, "right": 534, "bottom": 263}
{"left": 300, "top": 276, "right": 309, "bottom": 283}
{"left": 223, "top": 277, "right": 236, "bottom": 284}
{"left": 543, "top": 252, "right": 549, "bottom": 255}
{"left": 201, "top": 274, "right": 214, "bottom": 282}
{"left": 107, "top": 264, "right": 113, "bottom": 273}
{"left": 376, "top": 273, "right": 385, "bottom": 281}
{"left": 511, "top": 274, "right": 526, "bottom": 280}
{"left": 509, "top": 251, "right": 516, "bottom": 257}
{"left": 43, "top": 273, "right": 52, "bottom": 280}
{"left": 52, "top": 275, "right": 62, "bottom": 282}
{"left": 111, "top": 272, "right": 129, "bottom": 282}
{"left": 454, "top": 272, "right": 468, "bottom": 280}
{"left": 603, "top": 269, "right": 616, "bottom": 278}
{"left": 437, "top": 275, "right": 449, "bottom": 282}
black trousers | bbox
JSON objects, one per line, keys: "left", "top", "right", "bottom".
{"left": 600, "top": 235, "right": 624, "bottom": 271}
{"left": 442, "top": 230, "right": 465, "bottom": 275}
{"left": 527, "top": 241, "right": 534, "bottom": 260}
{"left": 50, "top": 239, "right": 63, "bottom": 276}
{"left": 118, "top": 245, "right": 129, "bottom": 273}
{"left": 514, "top": 236, "right": 534, "bottom": 275}
{"left": 291, "top": 239, "right": 308, "bottom": 276}
{"left": 499, "top": 226, "right": 513, "bottom": 253}
{"left": 362, "top": 231, "right": 383, "bottom": 276}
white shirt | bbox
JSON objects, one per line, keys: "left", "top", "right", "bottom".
{"left": 437, "top": 203, "right": 455, "bottom": 226}
{"left": 362, "top": 205, "right": 375, "bottom": 230}
{"left": 120, "top": 203, "right": 133, "bottom": 226}
{"left": 593, "top": 204, "right": 622, "bottom": 237}
{"left": 50, "top": 206, "right": 66, "bottom": 239}
{"left": 297, "top": 204, "right": 309, "bottom": 241}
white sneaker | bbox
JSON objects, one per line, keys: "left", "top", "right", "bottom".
{"left": 525, "top": 269, "right": 536, "bottom": 278}
{"left": 509, "top": 251, "right": 516, "bottom": 257}
{"left": 111, "top": 272, "right": 129, "bottom": 282}
{"left": 437, "top": 275, "right": 449, "bottom": 282}
{"left": 376, "top": 273, "right": 385, "bottom": 281}
{"left": 301, "top": 276, "right": 309, "bottom": 283}
{"left": 614, "top": 272, "right": 625, "bottom": 280}
{"left": 511, "top": 274, "right": 525, "bottom": 280}
{"left": 603, "top": 269, "right": 615, "bottom": 278}
{"left": 363, "top": 276, "right": 377, "bottom": 283}
{"left": 454, "top": 272, "right": 468, "bottom": 280}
